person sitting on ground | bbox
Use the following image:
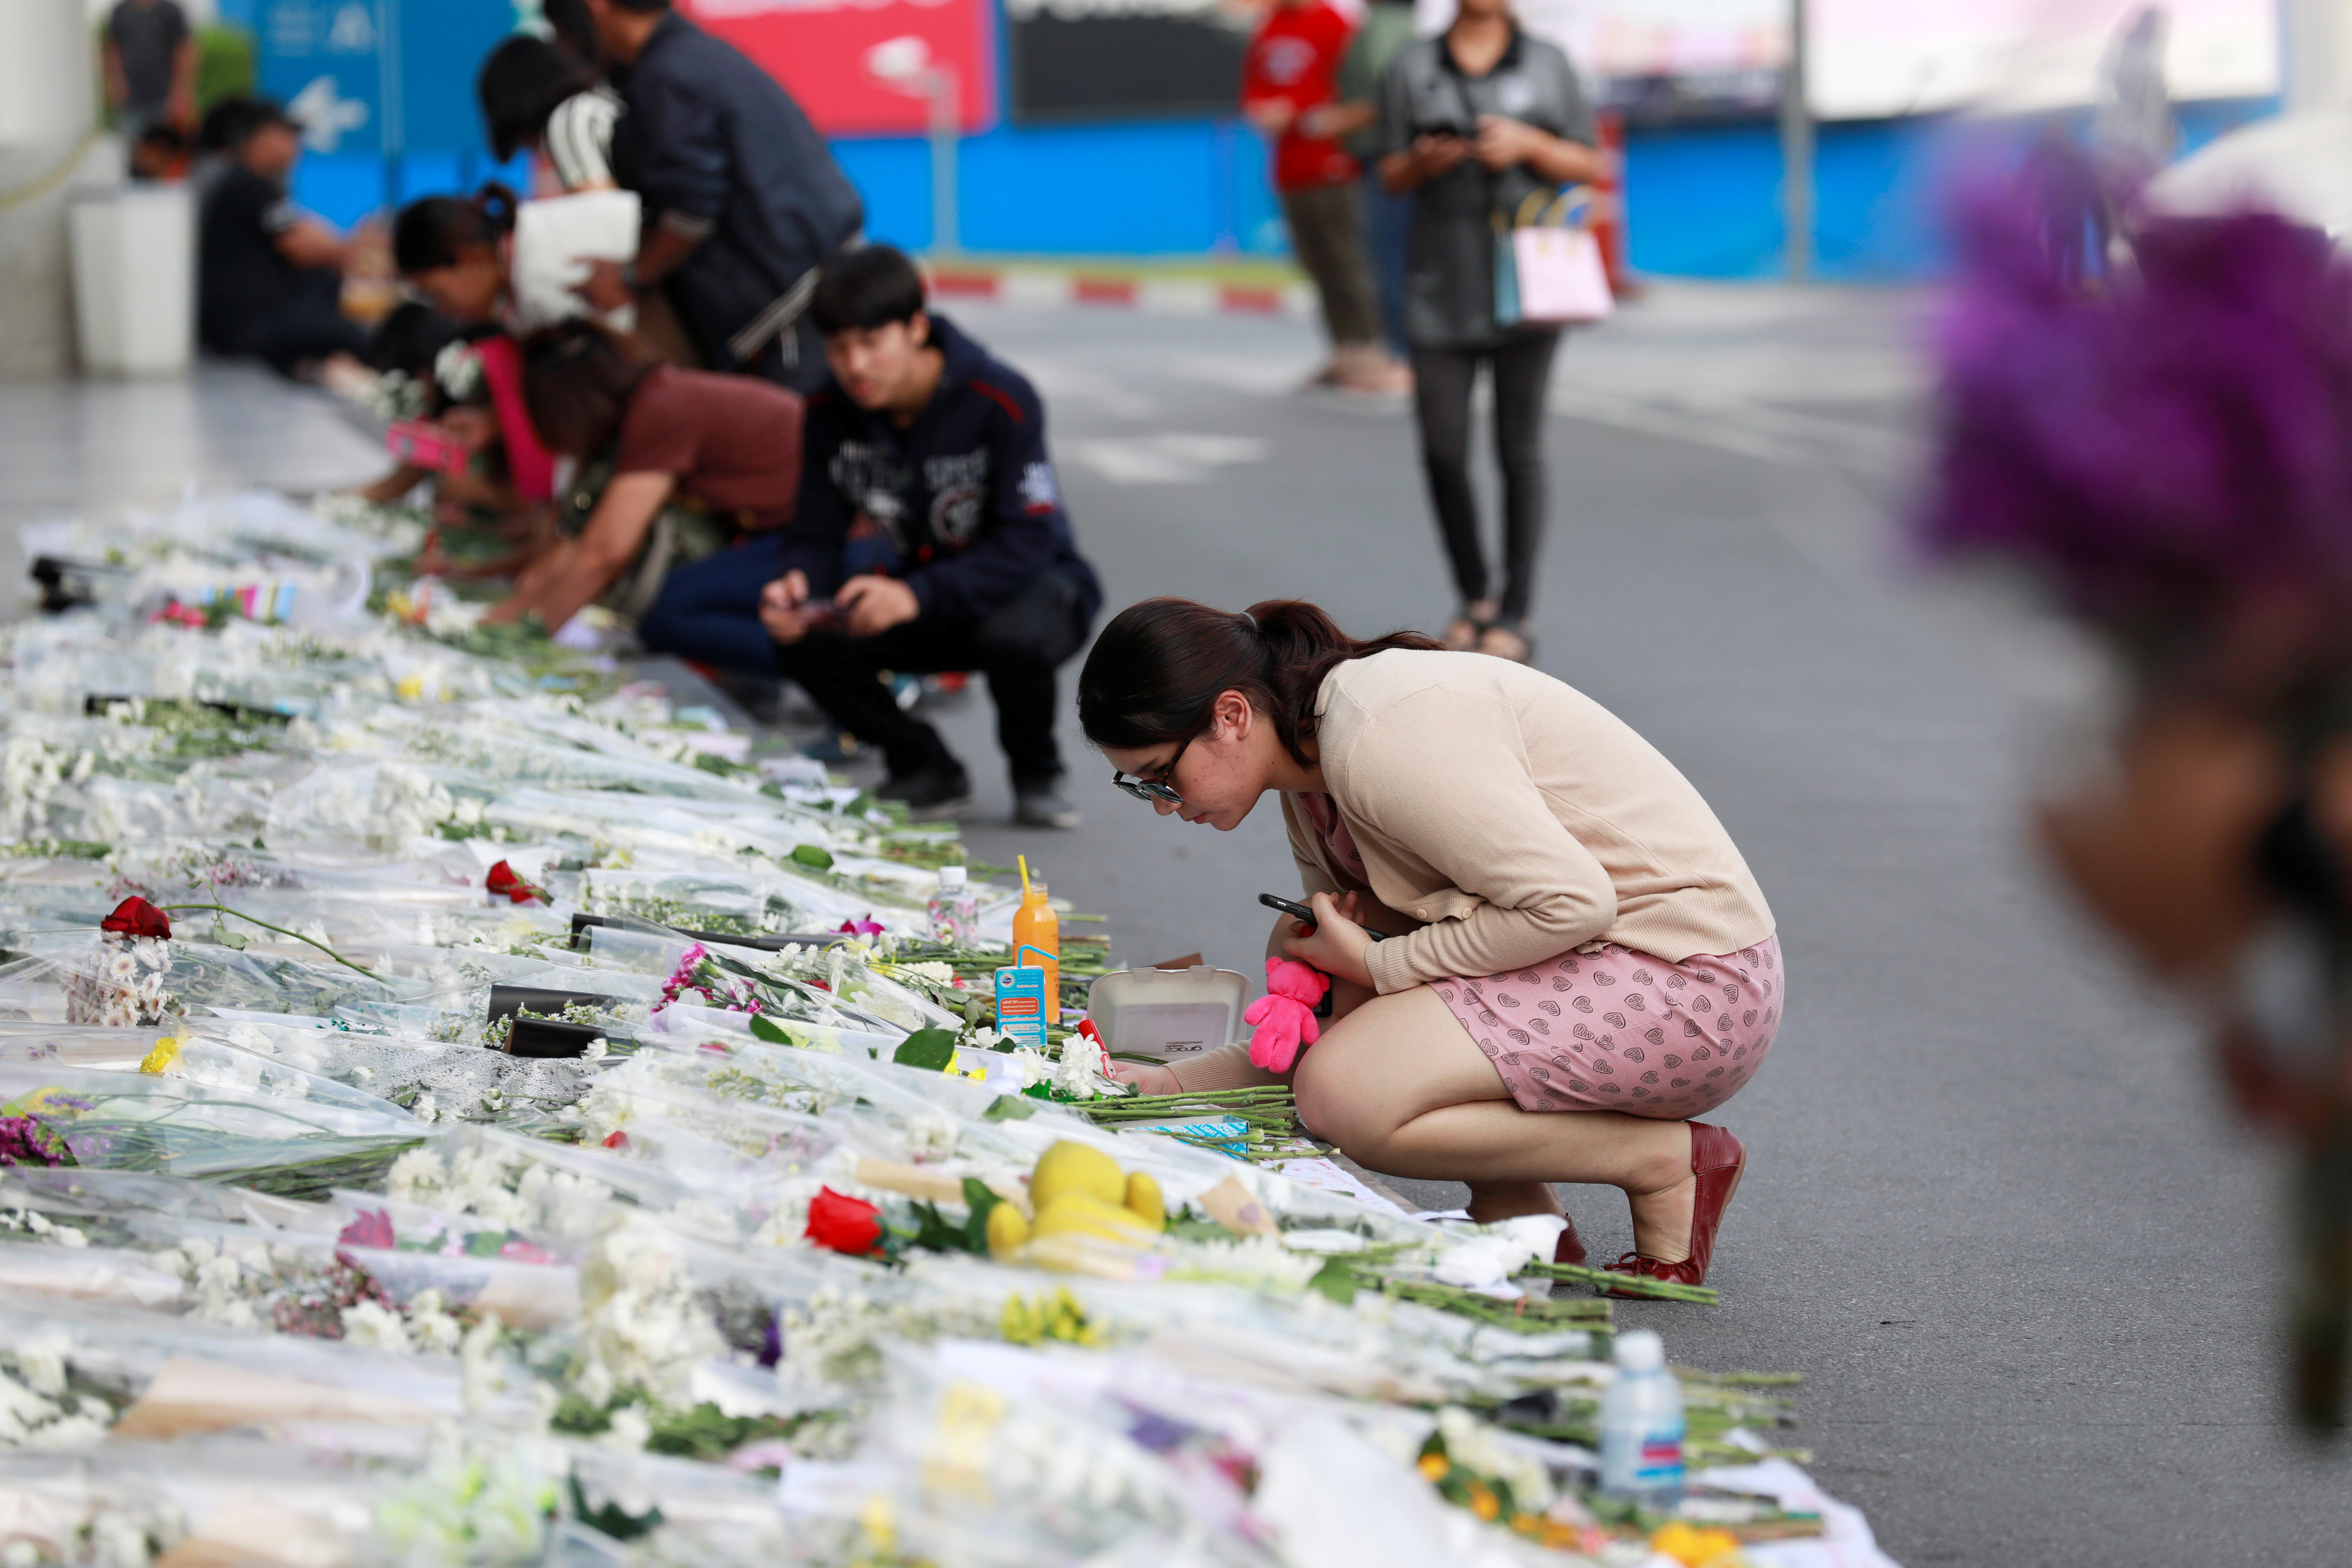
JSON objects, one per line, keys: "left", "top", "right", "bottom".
{"left": 487, "top": 320, "right": 803, "bottom": 632}
{"left": 726, "top": 245, "right": 1100, "bottom": 828}
{"left": 196, "top": 98, "right": 373, "bottom": 379}
{"left": 130, "top": 122, "right": 190, "bottom": 183}
{"left": 1080, "top": 598, "right": 1782, "bottom": 1289}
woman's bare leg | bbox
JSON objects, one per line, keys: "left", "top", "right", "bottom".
{"left": 1294, "top": 985, "right": 1702, "bottom": 1261}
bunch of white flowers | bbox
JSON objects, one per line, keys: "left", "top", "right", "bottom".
{"left": 63, "top": 932, "right": 172, "bottom": 1027}
{"left": 572, "top": 1221, "right": 726, "bottom": 1410}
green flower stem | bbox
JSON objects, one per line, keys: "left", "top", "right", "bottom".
{"left": 1516, "top": 1259, "right": 1720, "bottom": 1306}
{"left": 158, "top": 902, "right": 381, "bottom": 980}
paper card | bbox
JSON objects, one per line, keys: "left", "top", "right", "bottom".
{"left": 111, "top": 1357, "right": 438, "bottom": 1440}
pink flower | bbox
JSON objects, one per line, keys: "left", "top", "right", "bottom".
{"left": 838, "top": 918, "right": 884, "bottom": 937}
{"left": 336, "top": 1208, "right": 397, "bottom": 1250}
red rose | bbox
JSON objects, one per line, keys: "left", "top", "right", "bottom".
{"left": 805, "top": 1186, "right": 884, "bottom": 1256}
{"left": 485, "top": 861, "right": 547, "bottom": 905}
{"left": 100, "top": 897, "right": 171, "bottom": 940}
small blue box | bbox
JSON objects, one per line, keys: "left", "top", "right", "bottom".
{"left": 994, "top": 966, "right": 1049, "bottom": 1051}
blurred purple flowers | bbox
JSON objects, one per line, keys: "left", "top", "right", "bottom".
{"left": 0, "top": 1115, "right": 69, "bottom": 1168}
{"left": 1921, "top": 184, "right": 2352, "bottom": 642}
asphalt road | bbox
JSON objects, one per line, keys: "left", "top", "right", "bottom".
{"left": 7, "top": 289, "right": 2346, "bottom": 1561}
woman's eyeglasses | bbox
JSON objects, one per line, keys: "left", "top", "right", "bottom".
{"left": 1111, "top": 735, "right": 1192, "bottom": 805}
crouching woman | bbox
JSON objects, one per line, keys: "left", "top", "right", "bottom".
{"left": 1076, "top": 598, "right": 1783, "bottom": 1287}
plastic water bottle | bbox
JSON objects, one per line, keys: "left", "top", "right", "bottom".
{"left": 926, "top": 865, "right": 976, "bottom": 944}
{"left": 1599, "top": 1329, "right": 1685, "bottom": 1506}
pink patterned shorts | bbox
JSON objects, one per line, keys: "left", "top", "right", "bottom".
{"left": 1433, "top": 935, "right": 1783, "bottom": 1118}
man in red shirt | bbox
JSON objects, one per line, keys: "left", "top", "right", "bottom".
{"left": 1244, "top": 0, "right": 1405, "bottom": 394}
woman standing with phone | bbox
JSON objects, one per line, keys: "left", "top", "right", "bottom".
{"left": 1378, "top": 0, "right": 1605, "bottom": 663}
{"left": 1080, "top": 598, "right": 1782, "bottom": 1289}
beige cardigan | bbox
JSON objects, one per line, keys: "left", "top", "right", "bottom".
{"left": 1284, "top": 650, "right": 1774, "bottom": 993}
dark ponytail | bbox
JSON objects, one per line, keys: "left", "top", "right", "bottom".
{"left": 391, "top": 182, "right": 519, "bottom": 275}
{"left": 1077, "top": 598, "right": 1442, "bottom": 767}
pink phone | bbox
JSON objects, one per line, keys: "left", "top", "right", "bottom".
{"left": 386, "top": 418, "right": 472, "bottom": 476}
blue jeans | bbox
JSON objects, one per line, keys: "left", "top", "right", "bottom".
{"left": 637, "top": 531, "right": 789, "bottom": 673}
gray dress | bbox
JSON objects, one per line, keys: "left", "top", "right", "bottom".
{"left": 1375, "top": 29, "right": 1595, "bottom": 349}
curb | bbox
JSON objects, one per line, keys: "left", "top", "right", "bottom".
{"left": 925, "top": 264, "right": 1314, "bottom": 318}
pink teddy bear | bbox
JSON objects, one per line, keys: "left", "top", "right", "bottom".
{"left": 1245, "top": 957, "right": 1330, "bottom": 1072}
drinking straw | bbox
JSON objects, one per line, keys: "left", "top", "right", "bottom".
{"left": 1018, "top": 855, "right": 1032, "bottom": 897}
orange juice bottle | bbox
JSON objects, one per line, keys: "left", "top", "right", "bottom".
{"left": 1013, "top": 875, "right": 1060, "bottom": 1024}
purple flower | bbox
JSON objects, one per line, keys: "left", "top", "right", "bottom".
{"left": 1919, "top": 179, "right": 2352, "bottom": 641}
{"left": 0, "top": 1116, "right": 69, "bottom": 1168}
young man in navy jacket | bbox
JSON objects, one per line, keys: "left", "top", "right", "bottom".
{"left": 756, "top": 246, "right": 1102, "bottom": 825}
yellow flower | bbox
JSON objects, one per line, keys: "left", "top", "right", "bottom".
{"left": 1651, "top": 1521, "right": 1746, "bottom": 1567}
{"left": 396, "top": 675, "right": 426, "bottom": 701}
{"left": 1466, "top": 1482, "right": 1500, "bottom": 1522}
{"left": 1416, "top": 1452, "right": 1451, "bottom": 1482}
{"left": 138, "top": 1036, "right": 183, "bottom": 1075}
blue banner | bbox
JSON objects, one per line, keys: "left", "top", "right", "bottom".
{"left": 257, "top": 0, "right": 523, "bottom": 159}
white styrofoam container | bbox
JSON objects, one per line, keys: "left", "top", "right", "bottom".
{"left": 1085, "top": 964, "right": 1251, "bottom": 1062}
{"left": 71, "top": 183, "right": 192, "bottom": 377}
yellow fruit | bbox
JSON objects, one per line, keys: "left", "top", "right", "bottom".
{"left": 1123, "top": 1171, "right": 1165, "bottom": 1231}
{"left": 986, "top": 1202, "right": 1032, "bottom": 1260}
{"left": 1029, "top": 1140, "right": 1125, "bottom": 1212}
{"left": 1030, "top": 1191, "right": 1158, "bottom": 1246}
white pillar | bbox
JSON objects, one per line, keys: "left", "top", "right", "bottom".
{"left": 0, "top": 0, "right": 104, "bottom": 379}
{"left": 2284, "top": 0, "right": 2352, "bottom": 111}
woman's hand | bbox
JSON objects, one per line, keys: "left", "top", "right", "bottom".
{"left": 1380, "top": 135, "right": 1471, "bottom": 195}
{"left": 1472, "top": 115, "right": 1610, "bottom": 183}
{"left": 1282, "top": 890, "right": 1377, "bottom": 991}
{"left": 1473, "top": 114, "right": 1546, "bottom": 171}
{"left": 1107, "top": 1059, "right": 1181, "bottom": 1096}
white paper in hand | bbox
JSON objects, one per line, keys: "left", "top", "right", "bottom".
{"left": 509, "top": 189, "right": 642, "bottom": 334}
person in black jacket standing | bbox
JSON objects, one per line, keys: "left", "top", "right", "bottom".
{"left": 569, "top": 0, "right": 862, "bottom": 388}
{"left": 749, "top": 247, "right": 1100, "bottom": 827}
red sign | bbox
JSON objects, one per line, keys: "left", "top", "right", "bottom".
{"left": 682, "top": 0, "right": 997, "bottom": 136}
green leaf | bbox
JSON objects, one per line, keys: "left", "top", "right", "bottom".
{"left": 568, "top": 1474, "right": 664, "bottom": 1541}
{"left": 748, "top": 1014, "right": 792, "bottom": 1045}
{"left": 892, "top": 1029, "right": 957, "bottom": 1071}
{"left": 960, "top": 1178, "right": 1002, "bottom": 1249}
{"left": 1308, "top": 1256, "right": 1358, "bottom": 1306}
{"left": 789, "top": 844, "right": 835, "bottom": 871}
{"left": 981, "top": 1094, "right": 1036, "bottom": 1122}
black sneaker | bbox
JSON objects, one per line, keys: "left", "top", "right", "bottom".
{"left": 1012, "top": 780, "right": 1081, "bottom": 830}
{"left": 878, "top": 760, "right": 973, "bottom": 820}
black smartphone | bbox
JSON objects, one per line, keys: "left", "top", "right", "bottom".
{"left": 1259, "top": 891, "right": 1389, "bottom": 941}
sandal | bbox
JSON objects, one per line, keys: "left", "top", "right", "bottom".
{"left": 1477, "top": 620, "right": 1534, "bottom": 664}
{"left": 1444, "top": 600, "right": 1497, "bottom": 652}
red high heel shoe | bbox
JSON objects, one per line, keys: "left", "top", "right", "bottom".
{"left": 1555, "top": 1213, "right": 1587, "bottom": 1268}
{"left": 1604, "top": 1122, "right": 1743, "bottom": 1295}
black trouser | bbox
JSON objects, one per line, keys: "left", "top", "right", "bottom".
{"left": 215, "top": 269, "right": 371, "bottom": 377}
{"left": 772, "top": 569, "right": 1093, "bottom": 786}
{"left": 1409, "top": 331, "right": 1562, "bottom": 625}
